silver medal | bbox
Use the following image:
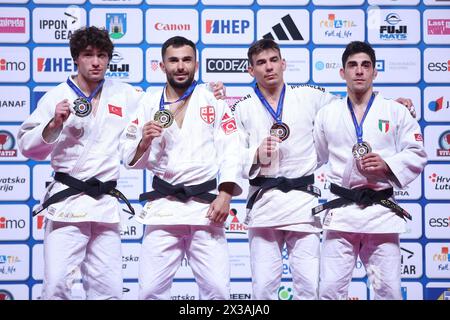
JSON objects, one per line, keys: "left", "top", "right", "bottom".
{"left": 73, "top": 97, "right": 92, "bottom": 117}
{"left": 352, "top": 141, "right": 372, "bottom": 160}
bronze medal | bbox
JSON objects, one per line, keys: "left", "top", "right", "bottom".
{"left": 270, "top": 122, "right": 290, "bottom": 141}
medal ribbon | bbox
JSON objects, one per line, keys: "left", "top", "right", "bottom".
{"left": 254, "top": 84, "right": 286, "bottom": 124}
{"left": 66, "top": 77, "right": 104, "bottom": 103}
{"left": 159, "top": 80, "right": 197, "bottom": 111}
{"left": 347, "top": 93, "right": 376, "bottom": 144}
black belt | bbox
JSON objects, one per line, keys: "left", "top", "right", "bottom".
{"left": 311, "top": 183, "right": 411, "bottom": 220}
{"left": 33, "top": 172, "right": 135, "bottom": 216}
{"left": 246, "top": 174, "right": 321, "bottom": 210}
{"left": 139, "top": 176, "right": 217, "bottom": 203}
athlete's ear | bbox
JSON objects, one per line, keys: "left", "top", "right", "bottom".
{"left": 373, "top": 68, "right": 378, "bottom": 80}
{"left": 195, "top": 61, "right": 199, "bottom": 73}
{"left": 159, "top": 61, "right": 166, "bottom": 74}
{"left": 339, "top": 68, "right": 345, "bottom": 80}
{"left": 248, "top": 64, "right": 254, "bottom": 77}
{"left": 282, "top": 58, "right": 286, "bottom": 71}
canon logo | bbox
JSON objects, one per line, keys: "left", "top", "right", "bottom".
{"left": 154, "top": 23, "right": 191, "bottom": 31}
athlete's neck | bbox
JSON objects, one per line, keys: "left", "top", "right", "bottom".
{"left": 73, "top": 75, "right": 103, "bottom": 97}
{"left": 257, "top": 82, "right": 284, "bottom": 105}
{"left": 348, "top": 89, "right": 374, "bottom": 111}
{"left": 165, "top": 83, "right": 191, "bottom": 101}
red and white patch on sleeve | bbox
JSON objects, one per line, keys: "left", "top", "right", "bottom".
{"left": 414, "top": 133, "right": 423, "bottom": 142}
{"left": 200, "top": 105, "right": 215, "bottom": 124}
{"left": 132, "top": 118, "right": 139, "bottom": 125}
{"left": 108, "top": 104, "right": 122, "bottom": 117}
{"left": 221, "top": 113, "right": 237, "bottom": 135}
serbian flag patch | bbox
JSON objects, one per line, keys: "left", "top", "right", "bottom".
{"left": 221, "top": 113, "right": 237, "bottom": 135}
{"left": 108, "top": 104, "right": 122, "bottom": 117}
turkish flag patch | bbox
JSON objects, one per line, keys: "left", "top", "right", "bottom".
{"left": 132, "top": 118, "right": 139, "bottom": 125}
{"left": 221, "top": 113, "right": 237, "bottom": 135}
{"left": 108, "top": 104, "right": 122, "bottom": 117}
{"left": 414, "top": 133, "right": 423, "bottom": 142}
{"left": 200, "top": 105, "right": 215, "bottom": 124}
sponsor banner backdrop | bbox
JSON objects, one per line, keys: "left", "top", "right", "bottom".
{"left": 0, "top": 0, "right": 448, "bottom": 301}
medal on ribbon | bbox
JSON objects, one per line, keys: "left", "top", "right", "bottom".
{"left": 156, "top": 81, "right": 197, "bottom": 128}
{"left": 154, "top": 109, "right": 174, "bottom": 128}
{"left": 270, "top": 122, "right": 290, "bottom": 141}
{"left": 73, "top": 97, "right": 91, "bottom": 117}
{"left": 66, "top": 77, "right": 104, "bottom": 118}
{"left": 254, "top": 84, "right": 290, "bottom": 141}
{"left": 347, "top": 93, "right": 376, "bottom": 160}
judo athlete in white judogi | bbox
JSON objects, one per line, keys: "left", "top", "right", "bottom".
{"left": 233, "top": 39, "right": 339, "bottom": 300}
{"left": 313, "top": 41, "right": 427, "bottom": 300}
{"left": 120, "top": 36, "right": 242, "bottom": 300}
{"left": 17, "top": 27, "right": 143, "bottom": 299}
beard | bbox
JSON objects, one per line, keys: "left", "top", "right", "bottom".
{"left": 167, "top": 72, "right": 195, "bottom": 90}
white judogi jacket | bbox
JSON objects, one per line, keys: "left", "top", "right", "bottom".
{"left": 18, "top": 78, "right": 143, "bottom": 223}
{"left": 121, "top": 85, "right": 242, "bottom": 226}
{"left": 234, "top": 84, "right": 337, "bottom": 230}
{"left": 313, "top": 93, "right": 427, "bottom": 233}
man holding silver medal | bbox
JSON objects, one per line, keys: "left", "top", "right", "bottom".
{"left": 313, "top": 41, "right": 427, "bottom": 300}
{"left": 120, "top": 36, "right": 242, "bottom": 300}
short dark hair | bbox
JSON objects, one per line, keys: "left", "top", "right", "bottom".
{"left": 247, "top": 39, "right": 281, "bottom": 66}
{"left": 161, "top": 36, "right": 196, "bottom": 60}
{"left": 342, "top": 41, "right": 376, "bottom": 68}
{"left": 69, "top": 26, "right": 114, "bottom": 62}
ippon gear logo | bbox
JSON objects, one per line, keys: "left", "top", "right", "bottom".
{"left": 263, "top": 14, "right": 304, "bottom": 41}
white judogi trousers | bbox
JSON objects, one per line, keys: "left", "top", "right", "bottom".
{"left": 42, "top": 220, "right": 123, "bottom": 300}
{"left": 319, "top": 230, "right": 402, "bottom": 300}
{"left": 248, "top": 228, "right": 320, "bottom": 300}
{"left": 138, "top": 225, "right": 230, "bottom": 300}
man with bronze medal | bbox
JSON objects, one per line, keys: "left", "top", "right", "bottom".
{"left": 312, "top": 41, "right": 427, "bottom": 300}
{"left": 18, "top": 26, "right": 145, "bottom": 300}
{"left": 121, "top": 36, "right": 242, "bottom": 300}
{"left": 233, "top": 39, "right": 344, "bottom": 300}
